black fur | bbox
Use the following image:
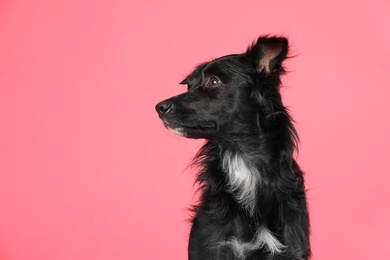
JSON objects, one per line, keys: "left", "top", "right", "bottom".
{"left": 155, "top": 36, "right": 310, "bottom": 260}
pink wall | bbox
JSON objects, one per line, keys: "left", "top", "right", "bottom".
{"left": 1, "top": 0, "right": 390, "bottom": 259}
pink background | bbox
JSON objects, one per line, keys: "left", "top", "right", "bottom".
{"left": 1, "top": 1, "right": 390, "bottom": 259}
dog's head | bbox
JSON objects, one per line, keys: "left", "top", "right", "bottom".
{"left": 156, "top": 36, "right": 289, "bottom": 139}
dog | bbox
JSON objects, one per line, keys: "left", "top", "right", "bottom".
{"left": 155, "top": 36, "right": 310, "bottom": 260}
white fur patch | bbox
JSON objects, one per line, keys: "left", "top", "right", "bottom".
{"left": 222, "top": 226, "right": 285, "bottom": 258}
{"left": 222, "top": 151, "right": 259, "bottom": 215}
{"left": 167, "top": 126, "right": 186, "bottom": 136}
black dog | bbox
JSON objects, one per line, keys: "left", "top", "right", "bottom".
{"left": 156, "top": 36, "right": 310, "bottom": 260}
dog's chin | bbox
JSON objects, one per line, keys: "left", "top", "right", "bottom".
{"left": 164, "top": 122, "right": 216, "bottom": 139}
{"left": 167, "top": 126, "right": 187, "bottom": 137}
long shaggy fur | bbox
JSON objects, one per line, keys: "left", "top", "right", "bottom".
{"left": 156, "top": 36, "right": 310, "bottom": 259}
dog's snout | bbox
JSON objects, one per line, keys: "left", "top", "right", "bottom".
{"left": 156, "top": 101, "right": 173, "bottom": 115}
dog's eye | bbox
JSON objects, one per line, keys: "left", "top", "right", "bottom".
{"left": 206, "top": 76, "right": 222, "bottom": 88}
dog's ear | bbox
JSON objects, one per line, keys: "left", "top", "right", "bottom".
{"left": 246, "top": 36, "right": 288, "bottom": 74}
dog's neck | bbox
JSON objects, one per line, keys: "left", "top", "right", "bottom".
{"left": 221, "top": 149, "right": 260, "bottom": 215}
{"left": 214, "top": 136, "right": 268, "bottom": 216}
{"left": 203, "top": 121, "right": 295, "bottom": 215}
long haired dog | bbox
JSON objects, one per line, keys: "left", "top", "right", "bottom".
{"left": 155, "top": 36, "right": 310, "bottom": 260}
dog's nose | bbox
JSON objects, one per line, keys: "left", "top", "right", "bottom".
{"left": 155, "top": 101, "right": 173, "bottom": 115}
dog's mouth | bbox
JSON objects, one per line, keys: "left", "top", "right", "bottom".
{"left": 163, "top": 121, "right": 217, "bottom": 137}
